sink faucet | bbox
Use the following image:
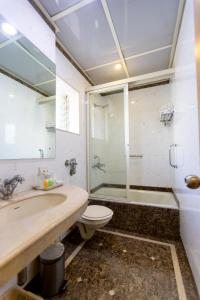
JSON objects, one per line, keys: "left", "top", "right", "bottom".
{"left": 38, "top": 148, "right": 44, "bottom": 159}
{"left": 0, "top": 175, "right": 25, "bottom": 200}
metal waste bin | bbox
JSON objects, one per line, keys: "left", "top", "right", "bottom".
{"left": 39, "top": 243, "right": 65, "bottom": 298}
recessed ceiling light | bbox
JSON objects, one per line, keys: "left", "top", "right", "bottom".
{"left": 114, "top": 63, "right": 122, "bottom": 70}
{"left": 1, "top": 22, "right": 17, "bottom": 36}
{"left": 131, "top": 100, "right": 135, "bottom": 104}
{"left": 9, "top": 94, "right": 15, "bottom": 98}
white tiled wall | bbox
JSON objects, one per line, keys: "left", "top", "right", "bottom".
{"left": 129, "top": 85, "right": 173, "bottom": 188}
{"left": 89, "top": 93, "right": 107, "bottom": 189}
{"left": 89, "top": 84, "right": 173, "bottom": 190}
{"left": 103, "top": 93, "right": 126, "bottom": 186}
{"left": 0, "top": 74, "right": 55, "bottom": 159}
{"left": 89, "top": 91, "right": 126, "bottom": 189}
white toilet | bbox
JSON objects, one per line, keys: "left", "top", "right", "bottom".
{"left": 77, "top": 205, "right": 113, "bottom": 240}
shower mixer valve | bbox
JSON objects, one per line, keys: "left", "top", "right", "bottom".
{"left": 65, "top": 158, "right": 78, "bottom": 176}
{"left": 92, "top": 155, "right": 106, "bottom": 173}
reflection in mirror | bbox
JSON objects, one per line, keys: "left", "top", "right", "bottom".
{"left": 56, "top": 76, "right": 80, "bottom": 134}
{"left": 0, "top": 15, "right": 56, "bottom": 159}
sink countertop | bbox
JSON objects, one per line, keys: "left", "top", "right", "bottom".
{"left": 0, "top": 185, "right": 88, "bottom": 286}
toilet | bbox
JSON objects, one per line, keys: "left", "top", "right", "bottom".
{"left": 77, "top": 205, "right": 113, "bottom": 240}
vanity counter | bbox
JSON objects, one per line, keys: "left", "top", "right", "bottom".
{"left": 0, "top": 185, "right": 88, "bottom": 286}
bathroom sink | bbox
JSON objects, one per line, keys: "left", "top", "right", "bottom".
{"left": 0, "top": 194, "right": 66, "bottom": 225}
{"left": 0, "top": 185, "right": 88, "bottom": 286}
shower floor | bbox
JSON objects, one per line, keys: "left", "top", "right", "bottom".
{"left": 93, "top": 187, "right": 178, "bottom": 209}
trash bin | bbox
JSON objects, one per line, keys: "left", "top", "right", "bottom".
{"left": 39, "top": 243, "right": 65, "bottom": 298}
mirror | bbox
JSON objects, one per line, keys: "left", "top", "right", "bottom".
{"left": 0, "top": 15, "right": 56, "bottom": 159}
{"left": 56, "top": 76, "right": 80, "bottom": 134}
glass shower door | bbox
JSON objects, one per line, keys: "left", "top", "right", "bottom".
{"left": 88, "top": 84, "right": 129, "bottom": 200}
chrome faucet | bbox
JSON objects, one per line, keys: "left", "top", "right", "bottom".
{"left": 38, "top": 148, "right": 44, "bottom": 159}
{"left": 92, "top": 155, "right": 106, "bottom": 173}
{"left": 65, "top": 158, "right": 78, "bottom": 176}
{"left": 0, "top": 175, "right": 25, "bottom": 200}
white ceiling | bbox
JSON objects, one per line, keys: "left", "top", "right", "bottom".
{"left": 38, "top": 0, "right": 182, "bottom": 85}
{"left": 0, "top": 15, "right": 56, "bottom": 96}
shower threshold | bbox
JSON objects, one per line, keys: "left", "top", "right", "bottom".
{"left": 91, "top": 187, "right": 178, "bottom": 209}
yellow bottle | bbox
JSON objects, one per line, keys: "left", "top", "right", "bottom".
{"left": 43, "top": 179, "right": 49, "bottom": 189}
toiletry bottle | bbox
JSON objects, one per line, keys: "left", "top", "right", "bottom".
{"left": 48, "top": 174, "right": 54, "bottom": 187}
{"left": 37, "top": 168, "right": 41, "bottom": 188}
{"left": 43, "top": 178, "right": 49, "bottom": 189}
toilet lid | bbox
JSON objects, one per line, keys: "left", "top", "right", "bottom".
{"left": 82, "top": 205, "right": 113, "bottom": 220}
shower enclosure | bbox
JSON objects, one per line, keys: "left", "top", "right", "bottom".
{"left": 87, "top": 84, "right": 129, "bottom": 200}
{"left": 87, "top": 82, "right": 177, "bottom": 209}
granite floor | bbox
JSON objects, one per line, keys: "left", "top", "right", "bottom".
{"left": 50, "top": 228, "right": 199, "bottom": 300}
{"left": 26, "top": 228, "right": 199, "bottom": 300}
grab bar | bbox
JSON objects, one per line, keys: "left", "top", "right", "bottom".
{"left": 129, "top": 155, "right": 143, "bottom": 158}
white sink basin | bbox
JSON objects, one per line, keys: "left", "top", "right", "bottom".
{"left": 0, "top": 185, "right": 88, "bottom": 286}
{"left": 0, "top": 194, "right": 66, "bottom": 225}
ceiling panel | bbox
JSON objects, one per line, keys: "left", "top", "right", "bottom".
{"left": 107, "top": 0, "right": 179, "bottom": 58}
{"left": 87, "top": 64, "right": 126, "bottom": 84}
{"left": 39, "top": 0, "right": 82, "bottom": 16}
{"left": 126, "top": 48, "right": 171, "bottom": 77}
{"left": 56, "top": 0, "right": 119, "bottom": 69}
{"left": 38, "top": 80, "right": 56, "bottom": 96}
{"left": 0, "top": 43, "right": 54, "bottom": 85}
{"left": 18, "top": 37, "right": 55, "bottom": 74}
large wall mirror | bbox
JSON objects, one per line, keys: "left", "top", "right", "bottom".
{"left": 0, "top": 15, "right": 56, "bottom": 159}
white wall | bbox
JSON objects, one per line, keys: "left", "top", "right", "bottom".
{"left": 0, "top": 0, "right": 90, "bottom": 293}
{"left": 129, "top": 85, "right": 173, "bottom": 188}
{"left": 89, "top": 85, "right": 173, "bottom": 190}
{"left": 103, "top": 93, "right": 127, "bottom": 186}
{"left": 89, "top": 93, "right": 107, "bottom": 189}
{"left": 89, "top": 92, "right": 126, "bottom": 189}
{"left": 170, "top": 0, "right": 200, "bottom": 294}
{"left": 0, "top": 73, "right": 55, "bottom": 159}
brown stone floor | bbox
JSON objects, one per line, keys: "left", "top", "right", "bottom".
{"left": 104, "top": 227, "right": 199, "bottom": 300}
{"left": 51, "top": 228, "right": 199, "bottom": 300}
{"left": 26, "top": 228, "right": 199, "bottom": 300}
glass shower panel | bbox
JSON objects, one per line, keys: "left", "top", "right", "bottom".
{"left": 88, "top": 87, "right": 128, "bottom": 199}
{"left": 128, "top": 83, "right": 173, "bottom": 194}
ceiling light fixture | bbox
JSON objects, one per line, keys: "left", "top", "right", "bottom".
{"left": 1, "top": 22, "right": 17, "bottom": 36}
{"left": 114, "top": 63, "right": 122, "bottom": 70}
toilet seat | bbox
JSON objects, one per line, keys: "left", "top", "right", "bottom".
{"left": 82, "top": 205, "right": 113, "bottom": 221}
{"left": 78, "top": 205, "right": 113, "bottom": 240}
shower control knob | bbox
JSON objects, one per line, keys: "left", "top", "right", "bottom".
{"left": 185, "top": 175, "right": 200, "bottom": 189}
